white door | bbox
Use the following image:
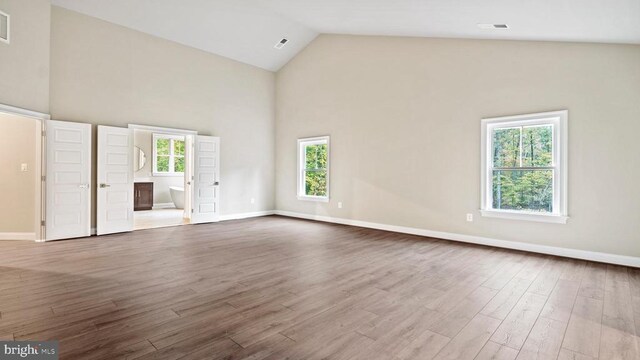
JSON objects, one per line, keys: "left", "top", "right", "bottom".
{"left": 192, "top": 136, "right": 220, "bottom": 224}
{"left": 97, "top": 126, "right": 134, "bottom": 235}
{"left": 45, "top": 120, "right": 92, "bottom": 241}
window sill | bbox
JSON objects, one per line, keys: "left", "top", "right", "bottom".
{"left": 480, "top": 209, "right": 568, "bottom": 224}
{"left": 297, "top": 195, "right": 329, "bottom": 203}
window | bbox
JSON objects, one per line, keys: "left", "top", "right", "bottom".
{"left": 0, "top": 10, "right": 9, "bottom": 44}
{"left": 153, "top": 134, "right": 185, "bottom": 176}
{"left": 481, "top": 111, "right": 568, "bottom": 223}
{"left": 297, "top": 136, "right": 330, "bottom": 201}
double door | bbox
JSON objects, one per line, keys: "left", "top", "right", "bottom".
{"left": 45, "top": 121, "right": 220, "bottom": 240}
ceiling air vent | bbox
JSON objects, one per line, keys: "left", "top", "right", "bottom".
{"left": 0, "top": 10, "right": 9, "bottom": 44}
{"left": 477, "top": 23, "right": 509, "bottom": 30}
{"left": 274, "top": 38, "right": 288, "bottom": 50}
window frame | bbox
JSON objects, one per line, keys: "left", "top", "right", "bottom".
{"left": 152, "top": 133, "right": 185, "bottom": 176}
{"left": 480, "top": 110, "right": 568, "bottom": 224}
{"left": 0, "top": 10, "right": 10, "bottom": 45}
{"left": 297, "top": 136, "right": 330, "bottom": 202}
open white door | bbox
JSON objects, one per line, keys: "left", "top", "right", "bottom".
{"left": 45, "top": 120, "right": 92, "bottom": 241}
{"left": 97, "top": 126, "right": 134, "bottom": 235}
{"left": 191, "top": 135, "right": 220, "bottom": 224}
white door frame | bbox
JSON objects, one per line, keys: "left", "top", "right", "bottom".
{"left": 128, "top": 124, "right": 198, "bottom": 224}
{"left": 0, "top": 103, "right": 49, "bottom": 241}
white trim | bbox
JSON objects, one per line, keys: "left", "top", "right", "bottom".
{"left": 128, "top": 124, "right": 198, "bottom": 136}
{"left": 0, "top": 232, "right": 35, "bottom": 241}
{"left": 480, "top": 210, "right": 568, "bottom": 224}
{"left": 480, "top": 110, "right": 568, "bottom": 223}
{"left": 297, "top": 136, "right": 330, "bottom": 201}
{"left": 152, "top": 203, "right": 176, "bottom": 210}
{"left": 34, "top": 120, "right": 42, "bottom": 240}
{"left": 0, "top": 103, "right": 50, "bottom": 120}
{"left": 297, "top": 195, "right": 330, "bottom": 202}
{"left": 0, "top": 10, "right": 10, "bottom": 45}
{"left": 274, "top": 211, "right": 640, "bottom": 268}
{"left": 219, "top": 210, "right": 275, "bottom": 221}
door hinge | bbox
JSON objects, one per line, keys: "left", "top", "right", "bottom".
{"left": 191, "top": 208, "right": 194, "bottom": 213}
{"left": 42, "top": 130, "right": 46, "bottom": 137}
{"left": 41, "top": 175, "right": 46, "bottom": 181}
{"left": 41, "top": 220, "right": 45, "bottom": 226}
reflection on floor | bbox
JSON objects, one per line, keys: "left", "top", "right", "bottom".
{"left": 133, "top": 208, "right": 189, "bottom": 230}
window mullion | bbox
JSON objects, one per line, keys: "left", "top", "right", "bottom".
{"left": 169, "top": 139, "right": 175, "bottom": 173}
{"left": 518, "top": 126, "right": 523, "bottom": 167}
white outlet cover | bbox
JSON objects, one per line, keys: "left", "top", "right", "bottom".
{"left": 338, "top": 202, "right": 343, "bottom": 208}
{"left": 21, "top": 163, "right": 28, "bottom": 172}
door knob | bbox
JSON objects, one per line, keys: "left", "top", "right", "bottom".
{"left": 213, "top": 181, "right": 220, "bottom": 186}
{"left": 100, "top": 183, "right": 111, "bottom": 188}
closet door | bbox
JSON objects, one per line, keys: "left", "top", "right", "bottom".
{"left": 97, "top": 126, "right": 134, "bottom": 235}
{"left": 45, "top": 120, "right": 92, "bottom": 240}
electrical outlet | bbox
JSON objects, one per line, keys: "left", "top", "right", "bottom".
{"left": 338, "top": 202, "right": 343, "bottom": 209}
{"left": 250, "top": 198, "right": 255, "bottom": 204}
{"left": 466, "top": 213, "right": 473, "bottom": 222}
{"left": 21, "top": 163, "right": 28, "bottom": 172}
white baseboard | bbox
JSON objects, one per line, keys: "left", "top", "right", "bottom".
{"left": 0, "top": 232, "right": 36, "bottom": 241}
{"left": 219, "top": 210, "right": 275, "bottom": 221}
{"left": 274, "top": 210, "right": 640, "bottom": 268}
{"left": 152, "top": 203, "right": 176, "bottom": 210}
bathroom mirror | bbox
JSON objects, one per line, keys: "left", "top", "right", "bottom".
{"left": 133, "top": 146, "right": 146, "bottom": 172}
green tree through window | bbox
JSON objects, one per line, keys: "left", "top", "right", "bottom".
{"left": 153, "top": 135, "right": 185, "bottom": 175}
{"left": 304, "top": 144, "right": 328, "bottom": 196}
{"left": 492, "top": 125, "right": 553, "bottom": 212}
{"left": 298, "top": 137, "right": 329, "bottom": 199}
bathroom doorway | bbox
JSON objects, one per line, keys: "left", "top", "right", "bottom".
{"left": 130, "top": 125, "right": 196, "bottom": 231}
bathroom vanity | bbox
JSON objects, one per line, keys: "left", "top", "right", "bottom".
{"left": 134, "top": 182, "right": 154, "bottom": 211}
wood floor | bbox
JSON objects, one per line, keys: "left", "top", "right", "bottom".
{"left": 0, "top": 216, "right": 639, "bottom": 360}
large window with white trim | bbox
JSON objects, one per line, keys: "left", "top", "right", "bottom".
{"left": 297, "top": 136, "right": 330, "bottom": 201}
{"left": 153, "top": 134, "right": 185, "bottom": 176}
{"left": 481, "top": 111, "right": 568, "bottom": 223}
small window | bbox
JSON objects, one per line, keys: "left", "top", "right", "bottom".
{"left": 0, "top": 10, "right": 9, "bottom": 44}
{"left": 153, "top": 134, "right": 185, "bottom": 176}
{"left": 481, "top": 111, "right": 568, "bottom": 223}
{"left": 297, "top": 136, "right": 330, "bottom": 202}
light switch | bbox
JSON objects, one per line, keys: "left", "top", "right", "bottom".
{"left": 21, "top": 163, "right": 28, "bottom": 172}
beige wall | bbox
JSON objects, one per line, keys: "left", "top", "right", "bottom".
{"left": 276, "top": 35, "right": 640, "bottom": 257}
{"left": 0, "top": 0, "right": 50, "bottom": 113}
{"left": 0, "top": 113, "right": 37, "bottom": 234}
{"left": 133, "top": 129, "right": 184, "bottom": 205}
{"left": 50, "top": 6, "right": 275, "bottom": 226}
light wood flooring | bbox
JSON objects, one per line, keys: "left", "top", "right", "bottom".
{"left": 134, "top": 209, "right": 189, "bottom": 231}
{"left": 0, "top": 216, "right": 639, "bottom": 359}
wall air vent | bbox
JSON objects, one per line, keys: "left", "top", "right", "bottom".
{"left": 274, "top": 38, "right": 288, "bottom": 50}
{"left": 0, "top": 10, "right": 9, "bottom": 44}
{"left": 477, "top": 23, "right": 509, "bottom": 30}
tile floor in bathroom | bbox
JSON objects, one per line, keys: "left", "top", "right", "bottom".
{"left": 133, "top": 208, "right": 189, "bottom": 230}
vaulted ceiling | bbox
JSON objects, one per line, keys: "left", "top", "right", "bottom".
{"left": 52, "top": 0, "right": 640, "bottom": 71}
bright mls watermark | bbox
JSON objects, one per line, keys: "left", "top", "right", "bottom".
{"left": 0, "top": 342, "right": 58, "bottom": 359}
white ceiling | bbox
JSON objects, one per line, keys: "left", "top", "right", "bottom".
{"left": 52, "top": 0, "right": 640, "bottom": 72}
